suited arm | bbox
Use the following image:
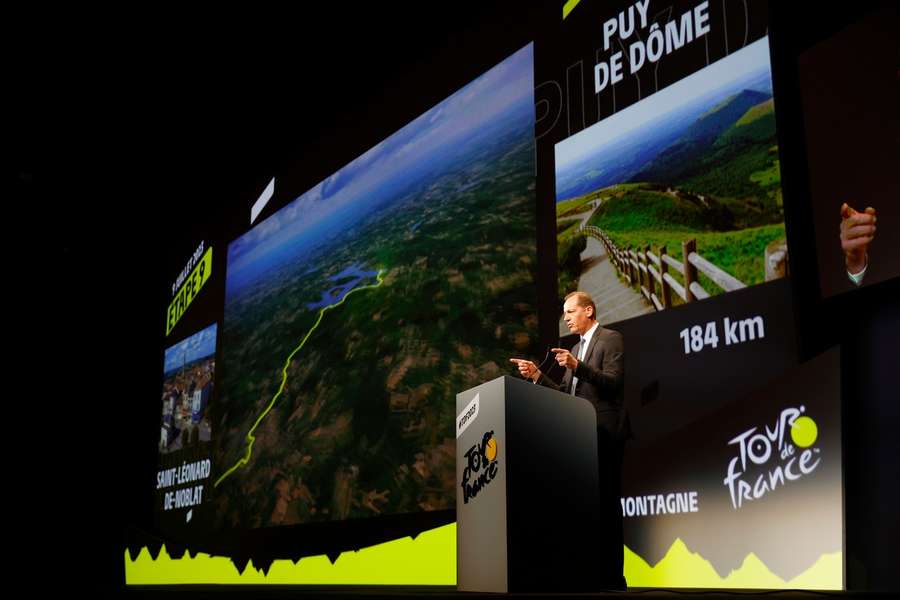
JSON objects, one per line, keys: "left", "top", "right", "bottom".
{"left": 573, "top": 331, "right": 624, "bottom": 399}
{"left": 535, "top": 370, "right": 563, "bottom": 391}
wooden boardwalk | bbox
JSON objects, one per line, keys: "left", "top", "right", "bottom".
{"left": 559, "top": 202, "right": 653, "bottom": 334}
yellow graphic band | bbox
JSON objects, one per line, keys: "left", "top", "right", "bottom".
{"left": 126, "top": 525, "right": 841, "bottom": 589}
{"left": 563, "top": 0, "right": 582, "bottom": 20}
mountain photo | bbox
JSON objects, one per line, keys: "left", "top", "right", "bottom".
{"left": 554, "top": 37, "right": 786, "bottom": 325}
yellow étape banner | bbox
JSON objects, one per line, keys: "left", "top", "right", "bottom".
{"left": 166, "top": 247, "right": 213, "bottom": 336}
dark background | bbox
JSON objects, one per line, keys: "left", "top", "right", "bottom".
{"left": 797, "top": 3, "right": 899, "bottom": 298}
{"left": 15, "top": 0, "right": 898, "bottom": 593}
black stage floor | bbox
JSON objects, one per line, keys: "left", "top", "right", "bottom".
{"left": 121, "top": 586, "right": 894, "bottom": 599}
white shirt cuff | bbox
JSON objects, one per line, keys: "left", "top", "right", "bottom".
{"left": 847, "top": 256, "right": 868, "bottom": 286}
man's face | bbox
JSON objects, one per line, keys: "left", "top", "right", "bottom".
{"left": 562, "top": 297, "right": 593, "bottom": 335}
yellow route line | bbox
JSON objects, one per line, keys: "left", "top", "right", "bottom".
{"left": 214, "top": 269, "right": 385, "bottom": 487}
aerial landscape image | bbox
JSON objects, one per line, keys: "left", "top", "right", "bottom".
{"left": 212, "top": 44, "right": 538, "bottom": 528}
{"left": 555, "top": 38, "right": 787, "bottom": 325}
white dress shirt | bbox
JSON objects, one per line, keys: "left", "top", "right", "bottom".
{"left": 570, "top": 321, "right": 599, "bottom": 395}
{"left": 847, "top": 254, "right": 868, "bottom": 286}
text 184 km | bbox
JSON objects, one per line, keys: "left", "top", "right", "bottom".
{"left": 679, "top": 315, "right": 765, "bottom": 355}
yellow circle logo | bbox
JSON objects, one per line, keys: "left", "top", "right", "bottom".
{"left": 485, "top": 437, "right": 498, "bottom": 461}
{"left": 791, "top": 416, "right": 818, "bottom": 448}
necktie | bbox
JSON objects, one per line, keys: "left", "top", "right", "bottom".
{"left": 571, "top": 336, "right": 586, "bottom": 395}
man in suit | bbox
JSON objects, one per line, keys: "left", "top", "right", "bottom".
{"left": 510, "top": 290, "right": 627, "bottom": 590}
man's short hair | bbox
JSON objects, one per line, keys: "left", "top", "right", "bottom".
{"left": 564, "top": 291, "right": 597, "bottom": 320}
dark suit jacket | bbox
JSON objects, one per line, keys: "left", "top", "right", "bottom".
{"left": 537, "top": 325, "right": 628, "bottom": 440}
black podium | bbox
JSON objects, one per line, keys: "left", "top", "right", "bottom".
{"left": 455, "top": 375, "right": 602, "bottom": 592}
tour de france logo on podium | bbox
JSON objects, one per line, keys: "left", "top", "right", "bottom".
{"left": 461, "top": 430, "right": 499, "bottom": 504}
